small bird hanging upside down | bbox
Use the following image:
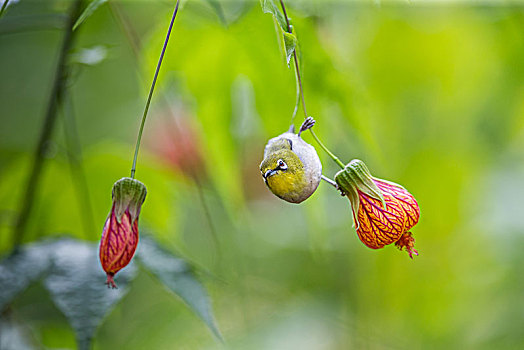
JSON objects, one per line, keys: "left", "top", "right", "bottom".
{"left": 260, "top": 117, "right": 322, "bottom": 203}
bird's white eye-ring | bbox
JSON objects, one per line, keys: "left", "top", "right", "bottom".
{"left": 277, "top": 159, "right": 288, "bottom": 170}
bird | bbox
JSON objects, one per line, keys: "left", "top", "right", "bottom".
{"left": 260, "top": 117, "right": 322, "bottom": 203}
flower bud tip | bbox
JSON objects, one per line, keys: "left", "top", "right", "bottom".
{"left": 105, "top": 273, "right": 118, "bottom": 289}
{"left": 395, "top": 232, "right": 419, "bottom": 259}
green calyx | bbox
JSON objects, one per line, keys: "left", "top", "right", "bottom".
{"left": 112, "top": 177, "right": 147, "bottom": 223}
{"left": 334, "top": 159, "right": 386, "bottom": 219}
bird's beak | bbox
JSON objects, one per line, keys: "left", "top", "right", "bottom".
{"left": 263, "top": 169, "right": 277, "bottom": 180}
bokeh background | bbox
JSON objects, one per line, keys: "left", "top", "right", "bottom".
{"left": 1, "top": 0, "right": 524, "bottom": 349}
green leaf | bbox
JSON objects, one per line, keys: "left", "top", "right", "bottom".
{"left": 0, "top": 312, "right": 36, "bottom": 350}
{"left": 204, "top": 0, "right": 227, "bottom": 26}
{"left": 1, "top": 239, "right": 136, "bottom": 350}
{"left": 42, "top": 239, "right": 137, "bottom": 350}
{"left": 283, "top": 31, "right": 297, "bottom": 66}
{"left": 0, "top": 242, "right": 53, "bottom": 311}
{"left": 260, "top": 0, "right": 288, "bottom": 33}
{"left": 260, "top": 0, "right": 296, "bottom": 65}
{"left": 137, "top": 235, "right": 222, "bottom": 340}
{"left": 73, "top": 0, "right": 108, "bottom": 31}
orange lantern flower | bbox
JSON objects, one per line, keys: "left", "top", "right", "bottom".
{"left": 335, "top": 160, "right": 420, "bottom": 258}
{"left": 99, "top": 177, "right": 147, "bottom": 288}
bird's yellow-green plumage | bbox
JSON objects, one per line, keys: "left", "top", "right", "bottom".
{"left": 260, "top": 146, "right": 308, "bottom": 202}
{"left": 260, "top": 119, "right": 322, "bottom": 204}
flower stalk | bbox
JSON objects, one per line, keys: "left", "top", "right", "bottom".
{"left": 100, "top": 0, "right": 181, "bottom": 287}
{"left": 130, "top": 0, "right": 180, "bottom": 179}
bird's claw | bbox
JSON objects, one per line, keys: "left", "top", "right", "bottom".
{"left": 298, "top": 116, "right": 316, "bottom": 137}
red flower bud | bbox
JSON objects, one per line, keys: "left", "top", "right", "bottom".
{"left": 373, "top": 178, "right": 420, "bottom": 232}
{"left": 354, "top": 183, "right": 407, "bottom": 249}
{"left": 99, "top": 178, "right": 147, "bottom": 288}
{"left": 335, "top": 160, "right": 420, "bottom": 258}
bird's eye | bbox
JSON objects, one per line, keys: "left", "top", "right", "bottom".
{"left": 277, "top": 159, "right": 288, "bottom": 170}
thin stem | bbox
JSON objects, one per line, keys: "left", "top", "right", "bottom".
{"left": 279, "top": 0, "right": 345, "bottom": 170}
{"left": 0, "top": 0, "right": 10, "bottom": 19}
{"left": 194, "top": 175, "right": 221, "bottom": 265}
{"left": 108, "top": 1, "right": 141, "bottom": 57}
{"left": 12, "top": 0, "right": 84, "bottom": 251}
{"left": 309, "top": 128, "right": 345, "bottom": 169}
{"left": 130, "top": 0, "right": 180, "bottom": 179}
{"left": 291, "top": 51, "right": 308, "bottom": 117}
{"left": 110, "top": 3, "right": 223, "bottom": 270}
{"left": 321, "top": 175, "right": 338, "bottom": 189}
{"left": 290, "top": 74, "right": 300, "bottom": 124}
{"left": 279, "top": 0, "right": 291, "bottom": 32}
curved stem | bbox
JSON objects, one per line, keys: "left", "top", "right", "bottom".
{"left": 130, "top": 0, "right": 180, "bottom": 178}
{"left": 290, "top": 58, "right": 300, "bottom": 124}
{"left": 309, "top": 129, "right": 345, "bottom": 168}
{"left": 0, "top": 0, "right": 10, "bottom": 19}
{"left": 194, "top": 175, "right": 221, "bottom": 265}
{"left": 278, "top": 0, "right": 345, "bottom": 170}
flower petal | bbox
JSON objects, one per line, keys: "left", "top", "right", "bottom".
{"left": 99, "top": 205, "right": 139, "bottom": 278}
{"left": 374, "top": 179, "right": 420, "bottom": 231}
{"left": 356, "top": 191, "right": 406, "bottom": 249}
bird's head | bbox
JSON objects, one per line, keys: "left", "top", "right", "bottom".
{"left": 260, "top": 147, "right": 307, "bottom": 203}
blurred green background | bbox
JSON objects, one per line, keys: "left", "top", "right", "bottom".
{"left": 1, "top": 0, "right": 524, "bottom": 349}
